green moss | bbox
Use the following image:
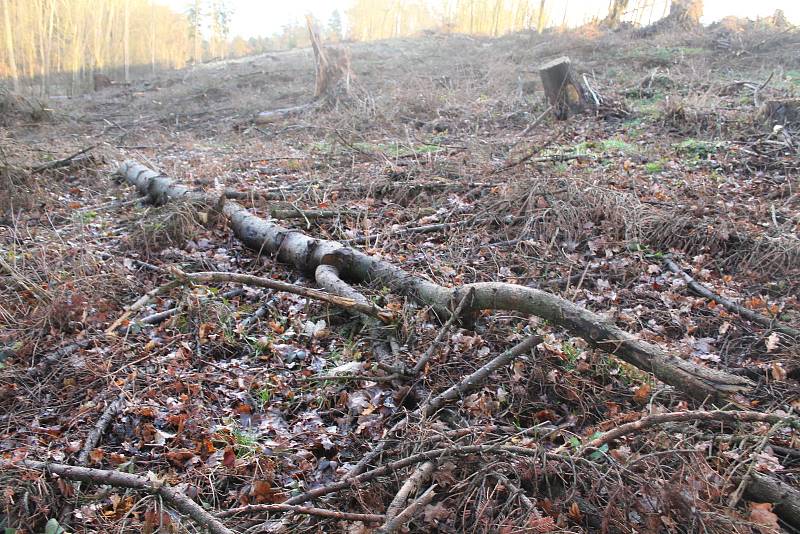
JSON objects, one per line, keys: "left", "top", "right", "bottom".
{"left": 675, "top": 138, "right": 723, "bottom": 159}
{"left": 575, "top": 138, "right": 637, "bottom": 155}
{"left": 644, "top": 161, "right": 664, "bottom": 174}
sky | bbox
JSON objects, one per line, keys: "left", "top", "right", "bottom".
{"left": 160, "top": 0, "right": 800, "bottom": 40}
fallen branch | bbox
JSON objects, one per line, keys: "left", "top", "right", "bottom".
{"left": 422, "top": 334, "right": 541, "bottom": 417}
{"left": 117, "top": 160, "right": 752, "bottom": 401}
{"left": 254, "top": 103, "right": 319, "bottom": 124}
{"left": 217, "top": 503, "right": 383, "bottom": 522}
{"left": 664, "top": 258, "right": 799, "bottom": 338}
{"left": 106, "top": 280, "right": 182, "bottom": 334}
{"left": 284, "top": 444, "right": 541, "bottom": 505}
{"left": 30, "top": 145, "right": 97, "bottom": 174}
{"left": 270, "top": 208, "right": 357, "bottom": 220}
{"left": 60, "top": 390, "right": 128, "bottom": 527}
{"left": 515, "top": 105, "right": 554, "bottom": 141}
{"left": 342, "top": 216, "right": 525, "bottom": 246}
{"left": 78, "top": 394, "right": 127, "bottom": 465}
{"left": 108, "top": 267, "right": 392, "bottom": 332}
{"left": 3, "top": 460, "right": 234, "bottom": 534}
{"left": 137, "top": 288, "right": 244, "bottom": 327}
{"left": 376, "top": 484, "right": 436, "bottom": 534}
{"left": 315, "top": 263, "right": 397, "bottom": 363}
{"left": 0, "top": 255, "right": 52, "bottom": 302}
{"left": 347, "top": 334, "right": 540, "bottom": 479}
{"left": 574, "top": 410, "right": 798, "bottom": 455}
{"left": 177, "top": 270, "right": 393, "bottom": 322}
{"left": 744, "top": 472, "right": 800, "bottom": 530}
{"left": 382, "top": 462, "right": 436, "bottom": 525}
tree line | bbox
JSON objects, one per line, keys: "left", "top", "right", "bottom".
{"left": 1, "top": 0, "right": 194, "bottom": 93}
{"left": 1, "top": 0, "right": 678, "bottom": 94}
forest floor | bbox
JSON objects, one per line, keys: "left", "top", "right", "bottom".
{"left": 1, "top": 20, "right": 800, "bottom": 534}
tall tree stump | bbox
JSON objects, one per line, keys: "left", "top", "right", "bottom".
{"left": 306, "top": 16, "right": 351, "bottom": 103}
{"left": 538, "top": 57, "right": 595, "bottom": 120}
{"left": 638, "top": 0, "right": 703, "bottom": 36}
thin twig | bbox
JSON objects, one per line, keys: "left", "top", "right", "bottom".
{"left": 413, "top": 289, "right": 474, "bottom": 374}
{"left": 573, "top": 410, "right": 797, "bottom": 456}
{"left": 217, "top": 503, "right": 384, "bottom": 522}
{"left": 664, "top": 258, "right": 799, "bottom": 338}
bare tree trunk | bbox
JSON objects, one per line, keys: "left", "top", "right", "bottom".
{"left": 150, "top": 0, "right": 157, "bottom": 74}
{"left": 603, "top": 0, "right": 630, "bottom": 28}
{"left": 537, "top": 0, "right": 546, "bottom": 33}
{"left": 44, "top": 0, "right": 55, "bottom": 94}
{"left": 193, "top": 0, "right": 202, "bottom": 64}
{"left": 639, "top": 0, "right": 703, "bottom": 35}
{"left": 2, "top": 0, "right": 20, "bottom": 91}
{"left": 123, "top": 0, "right": 130, "bottom": 82}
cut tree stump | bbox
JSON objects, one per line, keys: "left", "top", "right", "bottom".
{"left": 637, "top": 0, "right": 703, "bottom": 36}
{"left": 307, "top": 15, "right": 351, "bottom": 103}
{"left": 538, "top": 57, "right": 596, "bottom": 120}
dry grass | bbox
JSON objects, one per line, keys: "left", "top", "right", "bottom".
{"left": 124, "top": 199, "right": 208, "bottom": 259}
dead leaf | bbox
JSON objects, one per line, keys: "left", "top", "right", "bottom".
{"left": 423, "top": 502, "right": 452, "bottom": 524}
{"left": 765, "top": 333, "right": 780, "bottom": 353}
{"left": 749, "top": 502, "right": 780, "bottom": 533}
{"left": 165, "top": 449, "right": 195, "bottom": 465}
{"left": 198, "top": 322, "right": 214, "bottom": 341}
{"left": 771, "top": 362, "right": 787, "bottom": 381}
{"left": 222, "top": 445, "right": 236, "bottom": 468}
{"left": 633, "top": 383, "right": 651, "bottom": 404}
{"left": 568, "top": 501, "right": 583, "bottom": 521}
{"left": 89, "top": 448, "right": 104, "bottom": 464}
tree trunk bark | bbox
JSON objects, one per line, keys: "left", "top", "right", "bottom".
{"left": 116, "top": 160, "right": 752, "bottom": 402}
{"left": 743, "top": 473, "right": 800, "bottom": 531}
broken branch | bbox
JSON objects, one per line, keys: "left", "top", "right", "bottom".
{"left": 2, "top": 460, "right": 234, "bottom": 534}
{"left": 664, "top": 258, "right": 799, "bottom": 338}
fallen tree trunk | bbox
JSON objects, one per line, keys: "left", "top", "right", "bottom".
{"left": 116, "top": 160, "right": 752, "bottom": 402}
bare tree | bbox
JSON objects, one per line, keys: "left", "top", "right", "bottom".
{"left": 2, "top": 0, "right": 19, "bottom": 91}
{"left": 604, "top": 0, "right": 630, "bottom": 28}
{"left": 124, "top": 0, "right": 130, "bottom": 82}
{"left": 537, "top": 0, "right": 547, "bottom": 33}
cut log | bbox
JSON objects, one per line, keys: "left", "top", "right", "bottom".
{"left": 116, "top": 160, "right": 752, "bottom": 402}
{"left": 538, "top": 57, "right": 595, "bottom": 120}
